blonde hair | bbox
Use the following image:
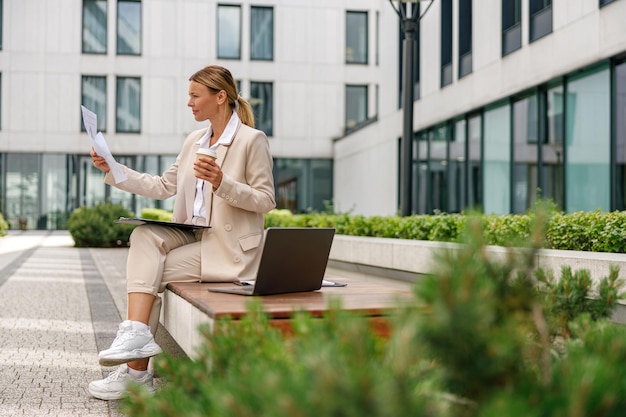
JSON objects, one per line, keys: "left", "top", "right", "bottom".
{"left": 189, "top": 65, "right": 255, "bottom": 128}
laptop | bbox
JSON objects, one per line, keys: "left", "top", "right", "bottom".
{"left": 208, "top": 227, "right": 336, "bottom": 296}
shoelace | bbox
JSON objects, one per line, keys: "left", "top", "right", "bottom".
{"left": 110, "top": 329, "right": 136, "bottom": 348}
{"left": 104, "top": 366, "right": 128, "bottom": 382}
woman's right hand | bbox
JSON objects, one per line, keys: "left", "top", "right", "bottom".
{"left": 90, "top": 148, "right": 110, "bottom": 173}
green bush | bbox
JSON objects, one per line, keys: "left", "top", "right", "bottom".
{"left": 67, "top": 203, "right": 135, "bottom": 247}
{"left": 264, "top": 208, "right": 626, "bottom": 254}
{"left": 121, "top": 214, "right": 626, "bottom": 417}
{"left": 0, "top": 213, "right": 9, "bottom": 237}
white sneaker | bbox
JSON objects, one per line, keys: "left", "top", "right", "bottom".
{"left": 89, "top": 364, "right": 154, "bottom": 401}
{"left": 98, "top": 320, "right": 162, "bottom": 366}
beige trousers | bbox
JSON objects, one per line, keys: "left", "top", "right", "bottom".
{"left": 126, "top": 224, "right": 203, "bottom": 334}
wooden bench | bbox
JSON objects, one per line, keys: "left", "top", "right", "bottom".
{"left": 159, "top": 271, "right": 414, "bottom": 358}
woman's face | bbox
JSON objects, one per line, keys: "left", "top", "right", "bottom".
{"left": 187, "top": 80, "right": 220, "bottom": 122}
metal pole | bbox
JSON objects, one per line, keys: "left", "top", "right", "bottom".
{"left": 400, "top": 17, "right": 416, "bottom": 216}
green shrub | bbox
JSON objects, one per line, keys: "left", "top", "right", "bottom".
{"left": 264, "top": 207, "right": 626, "bottom": 254}
{"left": 67, "top": 203, "right": 135, "bottom": 247}
{"left": 0, "top": 213, "right": 9, "bottom": 237}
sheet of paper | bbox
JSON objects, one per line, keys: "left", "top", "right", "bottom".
{"left": 81, "top": 105, "right": 127, "bottom": 184}
{"left": 94, "top": 132, "right": 127, "bottom": 183}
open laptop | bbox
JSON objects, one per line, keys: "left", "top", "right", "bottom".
{"left": 208, "top": 227, "right": 336, "bottom": 296}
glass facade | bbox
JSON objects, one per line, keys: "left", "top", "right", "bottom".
{"left": 616, "top": 60, "right": 626, "bottom": 210}
{"left": 483, "top": 103, "right": 511, "bottom": 214}
{"left": 512, "top": 93, "right": 539, "bottom": 213}
{"left": 407, "top": 60, "right": 623, "bottom": 216}
{"left": 565, "top": 65, "right": 610, "bottom": 212}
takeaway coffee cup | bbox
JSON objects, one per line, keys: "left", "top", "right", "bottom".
{"left": 196, "top": 148, "right": 217, "bottom": 163}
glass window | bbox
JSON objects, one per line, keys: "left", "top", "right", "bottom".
{"left": 616, "top": 60, "right": 626, "bottom": 210}
{"left": 448, "top": 118, "right": 467, "bottom": 213}
{"left": 512, "top": 94, "right": 539, "bottom": 213}
{"left": 467, "top": 113, "right": 482, "bottom": 209}
{"left": 250, "top": 81, "right": 273, "bottom": 137}
{"left": 345, "top": 85, "right": 368, "bottom": 131}
{"left": 502, "top": 0, "right": 521, "bottom": 56}
{"left": 250, "top": 6, "right": 273, "bottom": 60}
{"left": 529, "top": 0, "right": 552, "bottom": 42}
{"left": 116, "top": 77, "right": 141, "bottom": 133}
{"left": 565, "top": 65, "right": 610, "bottom": 212}
{"left": 117, "top": 0, "right": 141, "bottom": 55}
{"left": 428, "top": 125, "right": 449, "bottom": 212}
{"left": 4, "top": 154, "right": 39, "bottom": 230}
{"left": 217, "top": 4, "right": 241, "bottom": 59}
{"left": 542, "top": 83, "right": 564, "bottom": 209}
{"left": 82, "top": 0, "right": 107, "bottom": 54}
{"left": 483, "top": 103, "right": 511, "bottom": 214}
{"left": 81, "top": 75, "right": 107, "bottom": 132}
{"left": 273, "top": 158, "right": 333, "bottom": 213}
{"left": 458, "top": 0, "right": 473, "bottom": 78}
{"left": 440, "top": 0, "right": 453, "bottom": 87}
{"left": 346, "top": 11, "right": 368, "bottom": 64}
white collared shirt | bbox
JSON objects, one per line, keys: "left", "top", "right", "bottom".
{"left": 193, "top": 111, "right": 240, "bottom": 218}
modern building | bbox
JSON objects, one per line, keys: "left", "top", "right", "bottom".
{"left": 334, "top": 0, "right": 626, "bottom": 216}
{"left": 0, "top": 1, "right": 624, "bottom": 229}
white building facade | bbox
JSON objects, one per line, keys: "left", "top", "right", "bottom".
{"left": 0, "top": 0, "right": 624, "bottom": 228}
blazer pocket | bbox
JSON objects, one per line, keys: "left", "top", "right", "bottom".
{"left": 238, "top": 232, "right": 262, "bottom": 252}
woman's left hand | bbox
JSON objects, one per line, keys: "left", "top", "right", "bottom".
{"left": 194, "top": 157, "right": 223, "bottom": 191}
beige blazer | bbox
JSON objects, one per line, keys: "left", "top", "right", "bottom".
{"left": 105, "top": 121, "right": 276, "bottom": 282}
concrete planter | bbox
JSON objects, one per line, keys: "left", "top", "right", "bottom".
{"left": 328, "top": 234, "right": 626, "bottom": 285}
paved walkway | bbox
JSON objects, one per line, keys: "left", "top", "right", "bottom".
{"left": 0, "top": 230, "right": 136, "bottom": 417}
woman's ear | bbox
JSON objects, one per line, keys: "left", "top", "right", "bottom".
{"left": 218, "top": 89, "right": 228, "bottom": 105}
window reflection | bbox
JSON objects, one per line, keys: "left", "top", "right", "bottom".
{"left": 117, "top": 0, "right": 141, "bottom": 55}
{"left": 116, "top": 77, "right": 141, "bottom": 133}
{"left": 218, "top": 5, "right": 241, "bottom": 59}
{"left": 82, "top": 0, "right": 107, "bottom": 54}
{"left": 346, "top": 11, "right": 368, "bottom": 64}
{"left": 250, "top": 6, "right": 273, "bottom": 60}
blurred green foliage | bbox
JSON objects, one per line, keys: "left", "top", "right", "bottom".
{"left": 265, "top": 207, "right": 626, "bottom": 253}
{"left": 66, "top": 202, "right": 135, "bottom": 247}
{"left": 0, "top": 213, "right": 9, "bottom": 237}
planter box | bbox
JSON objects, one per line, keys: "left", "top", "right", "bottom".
{"left": 328, "top": 235, "right": 626, "bottom": 323}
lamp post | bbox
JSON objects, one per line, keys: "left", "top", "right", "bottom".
{"left": 389, "top": 0, "right": 433, "bottom": 216}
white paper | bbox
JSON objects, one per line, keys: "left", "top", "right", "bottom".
{"left": 80, "top": 105, "right": 127, "bottom": 184}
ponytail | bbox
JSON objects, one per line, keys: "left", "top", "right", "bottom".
{"left": 235, "top": 96, "right": 255, "bottom": 128}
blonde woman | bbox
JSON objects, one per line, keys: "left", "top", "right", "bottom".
{"left": 88, "top": 65, "right": 276, "bottom": 400}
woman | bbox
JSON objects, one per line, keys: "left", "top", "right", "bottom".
{"left": 88, "top": 65, "right": 276, "bottom": 400}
